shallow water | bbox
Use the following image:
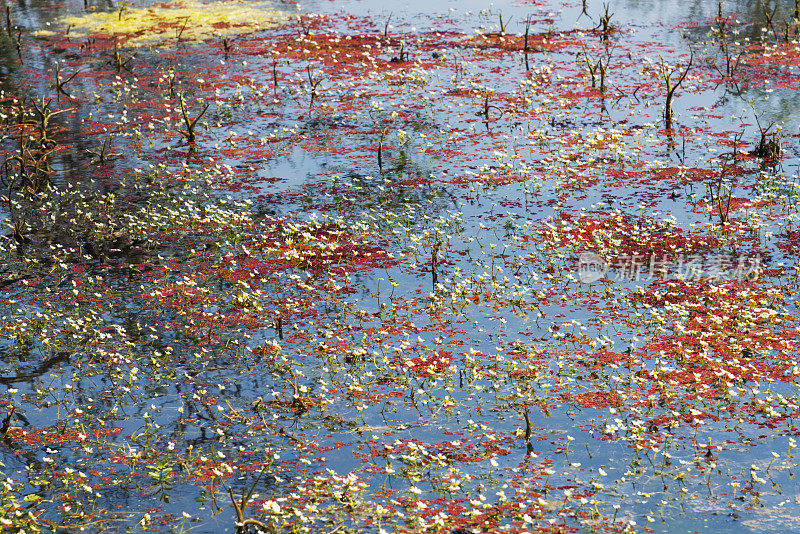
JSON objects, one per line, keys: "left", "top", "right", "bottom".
{"left": 1, "top": 0, "right": 800, "bottom": 532}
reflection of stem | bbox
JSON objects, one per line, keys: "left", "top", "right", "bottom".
{"left": 706, "top": 465, "right": 714, "bottom": 496}
{"left": 523, "top": 16, "right": 532, "bottom": 70}
{"left": 206, "top": 317, "right": 215, "bottom": 344}
{"left": 377, "top": 129, "right": 386, "bottom": 173}
{"left": 582, "top": 51, "right": 598, "bottom": 88}
{"left": 14, "top": 29, "right": 21, "bottom": 60}
{"left": 306, "top": 66, "right": 323, "bottom": 108}
{"left": 598, "top": 57, "right": 606, "bottom": 93}
{"left": 0, "top": 407, "right": 15, "bottom": 435}
{"left": 712, "top": 162, "right": 733, "bottom": 225}
{"left": 431, "top": 242, "right": 439, "bottom": 286}
{"left": 5, "top": 5, "right": 11, "bottom": 39}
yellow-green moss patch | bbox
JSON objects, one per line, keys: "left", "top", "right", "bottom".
{"left": 36, "top": 0, "right": 288, "bottom": 47}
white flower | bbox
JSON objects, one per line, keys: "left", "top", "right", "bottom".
{"left": 263, "top": 500, "right": 281, "bottom": 514}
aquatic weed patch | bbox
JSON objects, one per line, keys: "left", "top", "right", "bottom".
{"left": 544, "top": 211, "right": 721, "bottom": 267}
{"left": 35, "top": 0, "right": 288, "bottom": 47}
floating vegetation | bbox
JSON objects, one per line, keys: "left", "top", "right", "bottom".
{"left": 4, "top": 0, "right": 800, "bottom": 532}
{"left": 34, "top": 0, "right": 288, "bottom": 47}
